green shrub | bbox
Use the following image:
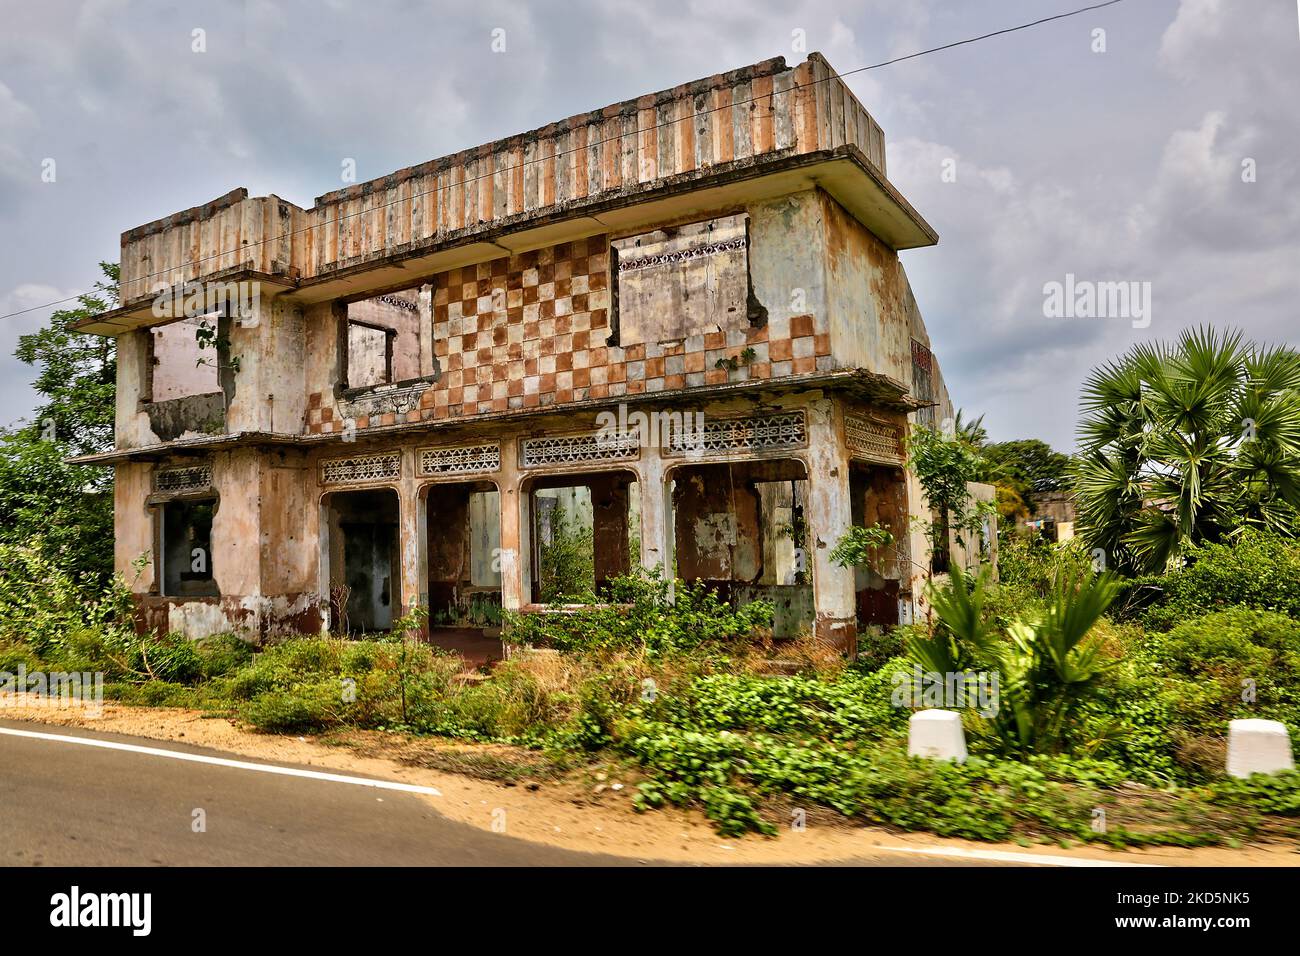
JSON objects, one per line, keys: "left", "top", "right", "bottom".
{"left": 537, "top": 507, "right": 596, "bottom": 602}
{"left": 626, "top": 720, "right": 1202, "bottom": 843}
{"left": 909, "top": 566, "right": 1122, "bottom": 754}
{"left": 504, "top": 569, "right": 773, "bottom": 655}
{"left": 194, "top": 633, "right": 255, "bottom": 679}
{"left": 643, "top": 659, "right": 913, "bottom": 743}
{"left": 1209, "top": 770, "right": 1300, "bottom": 814}
{"left": 855, "top": 626, "right": 907, "bottom": 671}
{"left": 997, "top": 534, "right": 1097, "bottom": 600}
{"left": 1135, "top": 531, "right": 1300, "bottom": 631}
{"left": 0, "top": 643, "right": 43, "bottom": 674}
{"left": 239, "top": 682, "right": 345, "bottom": 733}
{"left": 1144, "top": 608, "right": 1300, "bottom": 739}
{"left": 0, "top": 542, "right": 129, "bottom": 657}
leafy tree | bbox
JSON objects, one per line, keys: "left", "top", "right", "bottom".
{"left": 982, "top": 439, "right": 1072, "bottom": 493}
{"left": 1075, "top": 327, "right": 1300, "bottom": 574}
{"left": 0, "top": 431, "right": 114, "bottom": 587}
{"left": 905, "top": 423, "right": 993, "bottom": 571}
{"left": 13, "top": 262, "right": 118, "bottom": 459}
{"left": 0, "top": 262, "right": 118, "bottom": 586}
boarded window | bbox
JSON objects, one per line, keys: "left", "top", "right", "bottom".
{"left": 347, "top": 322, "right": 393, "bottom": 387}
{"left": 612, "top": 213, "right": 749, "bottom": 347}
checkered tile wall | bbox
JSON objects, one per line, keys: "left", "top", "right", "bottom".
{"left": 306, "top": 234, "right": 832, "bottom": 434}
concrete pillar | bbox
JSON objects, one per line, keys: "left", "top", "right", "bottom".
{"left": 1227, "top": 719, "right": 1295, "bottom": 778}
{"left": 397, "top": 468, "right": 421, "bottom": 622}
{"left": 908, "top": 709, "right": 968, "bottom": 763}
{"left": 639, "top": 450, "right": 669, "bottom": 574}
{"left": 804, "top": 398, "right": 856, "bottom": 654}
{"left": 497, "top": 440, "right": 526, "bottom": 610}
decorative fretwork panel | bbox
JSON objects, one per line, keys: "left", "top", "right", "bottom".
{"left": 911, "top": 338, "right": 937, "bottom": 428}
{"left": 320, "top": 452, "right": 401, "bottom": 485}
{"left": 419, "top": 443, "right": 501, "bottom": 476}
{"left": 845, "top": 414, "right": 904, "bottom": 464}
{"left": 664, "top": 412, "right": 807, "bottom": 456}
{"left": 520, "top": 432, "right": 640, "bottom": 468}
{"left": 154, "top": 464, "right": 213, "bottom": 493}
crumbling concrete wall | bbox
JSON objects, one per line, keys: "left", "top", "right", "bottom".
{"left": 115, "top": 54, "right": 888, "bottom": 304}
{"left": 614, "top": 213, "right": 751, "bottom": 345}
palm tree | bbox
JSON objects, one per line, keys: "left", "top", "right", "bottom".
{"left": 952, "top": 408, "right": 988, "bottom": 449}
{"left": 1075, "top": 327, "right": 1300, "bottom": 573}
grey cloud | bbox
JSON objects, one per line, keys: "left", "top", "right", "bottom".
{"left": 0, "top": 0, "right": 1294, "bottom": 456}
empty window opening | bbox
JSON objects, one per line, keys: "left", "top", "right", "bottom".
{"left": 325, "top": 489, "right": 400, "bottom": 634}
{"left": 144, "top": 316, "right": 228, "bottom": 438}
{"left": 160, "top": 498, "right": 217, "bottom": 598}
{"left": 612, "top": 213, "right": 750, "bottom": 347}
{"left": 425, "top": 481, "right": 503, "bottom": 631}
{"left": 670, "top": 459, "right": 810, "bottom": 638}
{"left": 529, "top": 472, "right": 639, "bottom": 603}
{"left": 849, "top": 461, "right": 909, "bottom": 627}
{"left": 150, "top": 316, "right": 221, "bottom": 400}
{"left": 344, "top": 288, "right": 430, "bottom": 389}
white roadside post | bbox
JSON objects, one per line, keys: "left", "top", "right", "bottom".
{"left": 1226, "top": 719, "right": 1295, "bottom": 778}
{"left": 908, "top": 709, "right": 968, "bottom": 763}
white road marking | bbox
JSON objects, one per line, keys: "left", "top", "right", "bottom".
{"left": 0, "top": 725, "right": 441, "bottom": 797}
{"left": 876, "top": 844, "right": 1161, "bottom": 867}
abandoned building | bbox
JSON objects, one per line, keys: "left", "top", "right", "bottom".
{"left": 75, "top": 53, "right": 993, "bottom": 655}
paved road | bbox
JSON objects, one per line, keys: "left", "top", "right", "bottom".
{"left": 0, "top": 719, "right": 1004, "bottom": 867}
{"left": 0, "top": 719, "right": 637, "bottom": 866}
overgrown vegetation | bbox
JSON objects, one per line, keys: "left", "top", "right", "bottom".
{"left": 3, "top": 289, "right": 1299, "bottom": 848}
{"left": 4, "top": 529, "right": 1300, "bottom": 846}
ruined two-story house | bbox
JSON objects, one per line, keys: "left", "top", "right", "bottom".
{"left": 75, "top": 53, "right": 979, "bottom": 655}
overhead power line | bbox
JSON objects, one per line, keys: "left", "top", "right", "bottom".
{"left": 0, "top": 0, "right": 1128, "bottom": 323}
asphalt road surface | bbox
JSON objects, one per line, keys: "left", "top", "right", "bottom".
{"left": 0, "top": 719, "right": 998, "bottom": 867}
{"left": 0, "top": 719, "right": 636, "bottom": 866}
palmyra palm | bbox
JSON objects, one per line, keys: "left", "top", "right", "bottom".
{"left": 1074, "top": 327, "right": 1300, "bottom": 574}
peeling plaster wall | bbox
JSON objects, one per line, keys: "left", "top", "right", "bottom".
{"left": 114, "top": 331, "right": 156, "bottom": 449}
{"left": 225, "top": 299, "right": 308, "bottom": 435}
{"left": 748, "top": 191, "right": 828, "bottom": 361}
{"left": 210, "top": 449, "right": 262, "bottom": 597}
{"left": 128, "top": 391, "right": 921, "bottom": 648}
{"left": 258, "top": 450, "right": 317, "bottom": 599}
{"left": 821, "top": 191, "right": 913, "bottom": 384}
{"left": 114, "top": 461, "right": 155, "bottom": 590}
{"left": 117, "top": 54, "right": 887, "bottom": 304}
{"left": 303, "top": 191, "right": 839, "bottom": 436}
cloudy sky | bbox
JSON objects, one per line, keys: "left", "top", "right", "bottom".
{"left": 0, "top": 0, "right": 1296, "bottom": 450}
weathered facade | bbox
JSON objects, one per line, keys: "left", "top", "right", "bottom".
{"left": 77, "top": 53, "right": 987, "bottom": 652}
